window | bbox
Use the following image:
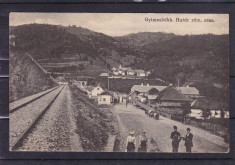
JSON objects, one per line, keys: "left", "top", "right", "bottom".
{"left": 103, "top": 98, "right": 106, "bottom": 101}
{"left": 97, "top": 88, "right": 99, "bottom": 90}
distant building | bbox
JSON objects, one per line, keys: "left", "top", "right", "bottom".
{"left": 118, "top": 93, "right": 128, "bottom": 103}
{"left": 136, "top": 70, "right": 146, "bottom": 77}
{"left": 98, "top": 91, "right": 113, "bottom": 105}
{"left": 127, "top": 68, "right": 135, "bottom": 76}
{"left": 74, "top": 77, "right": 89, "bottom": 86}
{"left": 178, "top": 85, "right": 199, "bottom": 98}
{"left": 91, "top": 84, "right": 104, "bottom": 97}
{"left": 131, "top": 84, "right": 167, "bottom": 95}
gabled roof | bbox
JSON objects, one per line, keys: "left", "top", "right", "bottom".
{"left": 131, "top": 85, "right": 167, "bottom": 93}
{"left": 99, "top": 90, "right": 113, "bottom": 96}
{"left": 157, "top": 85, "right": 191, "bottom": 102}
{"left": 179, "top": 86, "right": 199, "bottom": 95}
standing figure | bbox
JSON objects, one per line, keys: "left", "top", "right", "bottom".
{"left": 126, "top": 98, "right": 129, "bottom": 107}
{"left": 170, "top": 125, "right": 181, "bottom": 153}
{"left": 126, "top": 130, "right": 136, "bottom": 152}
{"left": 138, "top": 130, "right": 148, "bottom": 152}
{"left": 182, "top": 128, "right": 193, "bottom": 153}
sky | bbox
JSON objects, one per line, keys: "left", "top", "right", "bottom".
{"left": 10, "top": 13, "right": 229, "bottom": 36}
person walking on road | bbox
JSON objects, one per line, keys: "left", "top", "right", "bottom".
{"left": 170, "top": 125, "right": 181, "bottom": 153}
{"left": 138, "top": 130, "right": 148, "bottom": 152}
{"left": 126, "top": 130, "right": 136, "bottom": 152}
{"left": 126, "top": 98, "right": 129, "bottom": 107}
{"left": 182, "top": 128, "right": 193, "bottom": 153}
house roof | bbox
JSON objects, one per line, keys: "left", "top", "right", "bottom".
{"left": 99, "top": 91, "right": 113, "bottom": 96}
{"left": 100, "top": 73, "right": 109, "bottom": 77}
{"left": 191, "top": 98, "right": 223, "bottom": 110}
{"left": 157, "top": 85, "right": 191, "bottom": 102}
{"left": 131, "top": 85, "right": 167, "bottom": 93}
{"left": 179, "top": 86, "right": 199, "bottom": 95}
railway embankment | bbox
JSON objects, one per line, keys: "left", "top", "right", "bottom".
{"left": 69, "top": 85, "right": 119, "bottom": 152}
{"left": 9, "top": 50, "right": 57, "bottom": 102}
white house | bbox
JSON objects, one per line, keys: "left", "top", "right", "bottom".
{"left": 91, "top": 84, "right": 104, "bottom": 97}
{"left": 224, "top": 111, "right": 229, "bottom": 118}
{"left": 98, "top": 91, "right": 113, "bottom": 105}
{"left": 127, "top": 69, "right": 135, "bottom": 76}
{"left": 190, "top": 109, "right": 203, "bottom": 119}
{"left": 210, "top": 110, "right": 222, "bottom": 118}
{"left": 136, "top": 70, "right": 146, "bottom": 77}
{"left": 113, "top": 70, "right": 119, "bottom": 75}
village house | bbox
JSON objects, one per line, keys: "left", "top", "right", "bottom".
{"left": 118, "top": 93, "right": 128, "bottom": 103}
{"left": 100, "top": 73, "right": 109, "bottom": 77}
{"left": 127, "top": 68, "right": 135, "bottom": 76}
{"left": 91, "top": 84, "right": 104, "bottom": 98}
{"left": 155, "top": 85, "right": 192, "bottom": 114}
{"left": 135, "top": 70, "right": 146, "bottom": 77}
{"left": 189, "top": 97, "right": 228, "bottom": 119}
{"left": 74, "top": 77, "right": 89, "bottom": 86}
{"left": 131, "top": 84, "right": 167, "bottom": 96}
{"left": 178, "top": 85, "right": 200, "bottom": 98}
{"left": 190, "top": 101, "right": 204, "bottom": 119}
{"left": 84, "top": 86, "right": 94, "bottom": 98}
{"left": 97, "top": 91, "right": 113, "bottom": 105}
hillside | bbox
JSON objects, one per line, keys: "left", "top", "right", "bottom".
{"left": 10, "top": 24, "right": 229, "bottom": 105}
{"left": 9, "top": 49, "right": 57, "bottom": 102}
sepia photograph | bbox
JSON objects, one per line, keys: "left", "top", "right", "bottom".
{"left": 9, "top": 13, "right": 229, "bottom": 153}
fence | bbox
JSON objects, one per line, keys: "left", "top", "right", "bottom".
{"left": 186, "top": 118, "right": 229, "bottom": 136}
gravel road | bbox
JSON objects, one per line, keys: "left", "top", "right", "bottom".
{"left": 9, "top": 86, "right": 64, "bottom": 149}
{"left": 113, "top": 103, "right": 229, "bottom": 153}
{"left": 16, "top": 85, "right": 83, "bottom": 151}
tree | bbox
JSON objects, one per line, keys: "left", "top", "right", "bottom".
{"left": 181, "top": 102, "right": 191, "bottom": 117}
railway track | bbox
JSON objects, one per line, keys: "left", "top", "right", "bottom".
{"left": 9, "top": 86, "right": 60, "bottom": 113}
{"left": 10, "top": 85, "right": 65, "bottom": 151}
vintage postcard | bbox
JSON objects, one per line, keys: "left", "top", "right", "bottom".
{"left": 9, "top": 13, "right": 229, "bottom": 153}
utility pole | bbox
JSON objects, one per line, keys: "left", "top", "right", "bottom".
{"left": 108, "top": 76, "right": 109, "bottom": 90}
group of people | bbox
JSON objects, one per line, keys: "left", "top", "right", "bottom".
{"left": 171, "top": 125, "right": 193, "bottom": 153}
{"left": 125, "top": 126, "right": 193, "bottom": 153}
{"left": 125, "top": 130, "right": 148, "bottom": 152}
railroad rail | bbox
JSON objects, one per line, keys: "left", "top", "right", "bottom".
{"left": 10, "top": 86, "right": 60, "bottom": 113}
{"left": 10, "top": 85, "right": 65, "bottom": 151}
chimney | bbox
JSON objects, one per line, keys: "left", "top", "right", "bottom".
{"left": 186, "top": 85, "right": 189, "bottom": 88}
{"left": 147, "top": 83, "right": 149, "bottom": 86}
{"left": 141, "top": 83, "right": 143, "bottom": 86}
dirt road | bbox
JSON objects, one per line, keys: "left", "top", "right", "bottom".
{"left": 113, "top": 103, "right": 229, "bottom": 153}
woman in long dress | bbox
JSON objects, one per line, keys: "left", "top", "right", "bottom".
{"left": 138, "top": 130, "right": 148, "bottom": 152}
{"left": 126, "top": 130, "right": 136, "bottom": 152}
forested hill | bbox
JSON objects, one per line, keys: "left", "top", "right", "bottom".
{"left": 10, "top": 24, "right": 137, "bottom": 61}
{"left": 10, "top": 24, "right": 228, "bottom": 87}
